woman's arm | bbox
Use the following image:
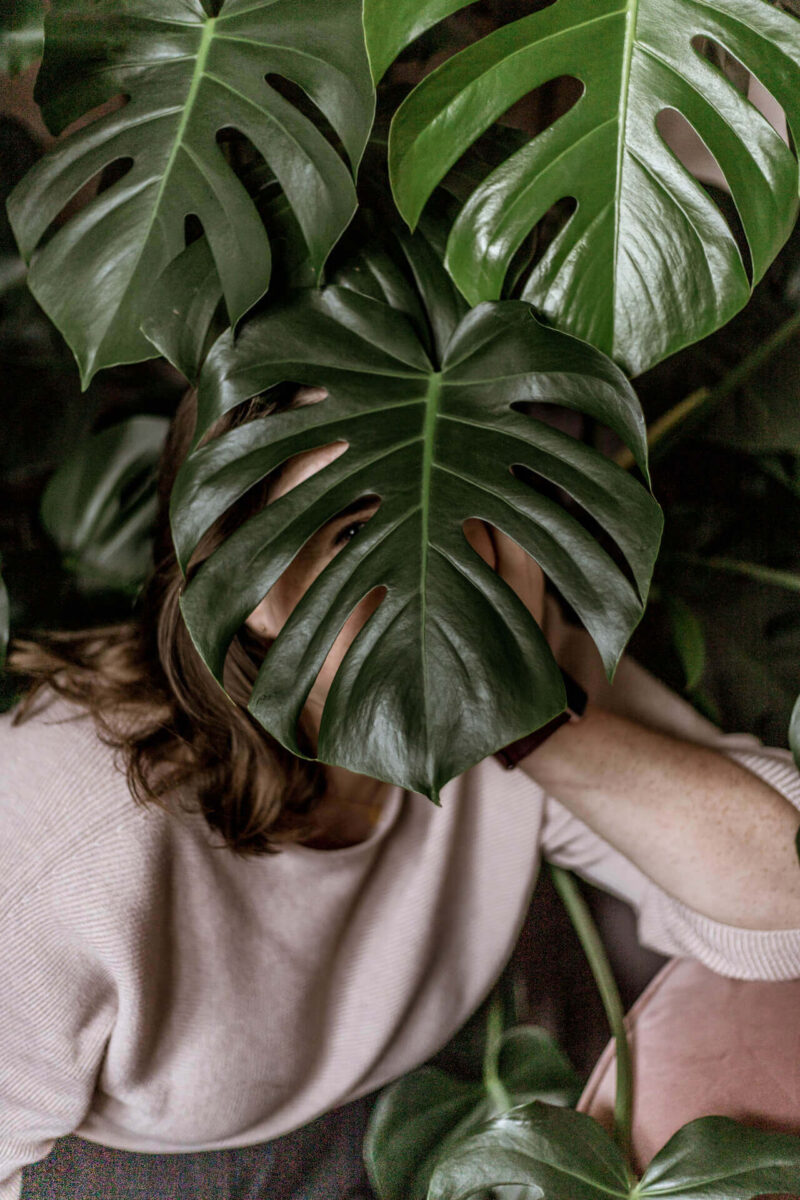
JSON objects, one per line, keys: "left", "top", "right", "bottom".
{"left": 481, "top": 525, "right": 800, "bottom": 934}
{"left": 521, "top": 706, "right": 800, "bottom": 931}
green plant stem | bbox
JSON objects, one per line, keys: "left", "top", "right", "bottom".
{"left": 615, "top": 307, "right": 800, "bottom": 469}
{"left": 548, "top": 863, "right": 635, "bottom": 1177}
{"left": 482, "top": 991, "right": 511, "bottom": 1115}
{"left": 670, "top": 553, "right": 800, "bottom": 593}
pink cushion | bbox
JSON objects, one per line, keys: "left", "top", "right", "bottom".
{"left": 577, "top": 957, "right": 800, "bottom": 1181}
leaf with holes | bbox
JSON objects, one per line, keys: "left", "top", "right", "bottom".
{"left": 171, "top": 233, "right": 662, "bottom": 800}
{"left": 371, "top": 0, "right": 800, "bottom": 376}
{"left": 7, "top": 0, "right": 374, "bottom": 386}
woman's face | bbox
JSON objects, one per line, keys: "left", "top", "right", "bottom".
{"left": 243, "top": 389, "right": 515, "bottom": 743}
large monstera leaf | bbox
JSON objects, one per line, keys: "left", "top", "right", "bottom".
{"left": 368, "top": 0, "right": 800, "bottom": 376}
{"left": 172, "top": 233, "right": 661, "bottom": 800}
{"left": 6, "top": 0, "right": 374, "bottom": 386}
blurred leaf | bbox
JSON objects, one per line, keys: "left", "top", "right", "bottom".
{"left": 0, "top": 0, "right": 44, "bottom": 77}
{"left": 40, "top": 416, "right": 168, "bottom": 595}
{"left": 662, "top": 594, "right": 705, "bottom": 692}
{"left": 7, "top": 0, "right": 374, "bottom": 385}
{"left": 0, "top": 558, "right": 9, "bottom": 670}
{"left": 364, "top": 1026, "right": 581, "bottom": 1200}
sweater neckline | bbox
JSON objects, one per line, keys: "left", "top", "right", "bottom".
{"left": 281, "top": 784, "right": 405, "bottom": 858}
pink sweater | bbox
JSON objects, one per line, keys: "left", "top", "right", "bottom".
{"left": 1, "top": 652, "right": 800, "bottom": 1198}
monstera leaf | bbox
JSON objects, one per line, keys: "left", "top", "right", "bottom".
{"left": 364, "top": 1025, "right": 581, "bottom": 1200}
{"left": 426, "top": 1104, "right": 800, "bottom": 1199}
{"left": 6, "top": 0, "right": 374, "bottom": 386}
{"left": 368, "top": 0, "right": 800, "bottom": 376}
{"left": 171, "top": 231, "right": 662, "bottom": 800}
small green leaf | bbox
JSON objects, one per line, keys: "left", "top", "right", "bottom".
{"left": 8, "top": 0, "right": 374, "bottom": 385}
{"left": 364, "top": 1029, "right": 580, "bottom": 1200}
{"left": 0, "top": 0, "right": 44, "bottom": 77}
{"left": 637, "top": 1115, "right": 800, "bottom": 1197}
{"left": 41, "top": 416, "right": 168, "bottom": 595}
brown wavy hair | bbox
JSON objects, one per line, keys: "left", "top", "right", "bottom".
{"left": 8, "top": 386, "right": 329, "bottom": 856}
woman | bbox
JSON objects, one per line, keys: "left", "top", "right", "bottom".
{"left": 2, "top": 386, "right": 800, "bottom": 1200}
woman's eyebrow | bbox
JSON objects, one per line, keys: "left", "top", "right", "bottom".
{"left": 326, "top": 497, "right": 380, "bottom": 525}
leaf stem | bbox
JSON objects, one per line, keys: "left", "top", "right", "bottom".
{"left": 482, "top": 991, "right": 512, "bottom": 1115}
{"left": 548, "top": 863, "right": 634, "bottom": 1177}
{"left": 614, "top": 306, "right": 800, "bottom": 469}
{"left": 668, "top": 553, "right": 800, "bottom": 594}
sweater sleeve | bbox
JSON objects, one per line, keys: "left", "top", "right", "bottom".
{"left": 0, "top": 881, "right": 116, "bottom": 1200}
{"left": 537, "top": 649, "right": 800, "bottom": 980}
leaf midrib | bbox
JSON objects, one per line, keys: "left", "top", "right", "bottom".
{"left": 420, "top": 372, "right": 442, "bottom": 766}
{"left": 611, "top": 0, "right": 641, "bottom": 354}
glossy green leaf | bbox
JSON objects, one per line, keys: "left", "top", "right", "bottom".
{"left": 7, "top": 0, "right": 374, "bottom": 386}
{"left": 41, "top": 416, "right": 168, "bottom": 594}
{"left": 172, "top": 234, "right": 661, "bottom": 800}
{"left": 427, "top": 1102, "right": 634, "bottom": 1199}
{"left": 382, "top": 0, "right": 800, "bottom": 376}
{"left": 637, "top": 1115, "right": 800, "bottom": 1197}
{"left": 427, "top": 1106, "right": 800, "bottom": 1199}
{"left": 0, "top": 0, "right": 44, "bottom": 77}
{"left": 364, "top": 1026, "right": 581, "bottom": 1200}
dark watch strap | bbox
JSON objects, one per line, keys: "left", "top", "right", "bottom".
{"left": 494, "top": 671, "right": 587, "bottom": 770}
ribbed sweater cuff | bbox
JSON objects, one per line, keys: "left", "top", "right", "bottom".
{"left": 639, "top": 747, "right": 800, "bottom": 981}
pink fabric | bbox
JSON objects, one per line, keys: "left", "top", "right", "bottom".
{"left": 577, "top": 957, "right": 800, "bottom": 1181}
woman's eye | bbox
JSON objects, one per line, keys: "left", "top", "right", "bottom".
{"left": 334, "top": 520, "right": 366, "bottom": 546}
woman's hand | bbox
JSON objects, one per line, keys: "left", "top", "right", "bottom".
{"left": 463, "top": 519, "right": 546, "bottom": 629}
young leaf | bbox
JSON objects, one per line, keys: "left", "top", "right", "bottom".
{"left": 7, "top": 0, "right": 374, "bottom": 386}
{"left": 172, "top": 238, "right": 662, "bottom": 800}
{"left": 41, "top": 416, "right": 168, "bottom": 595}
{"left": 381, "top": 0, "right": 800, "bottom": 376}
{"left": 364, "top": 1027, "right": 581, "bottom": 1200}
